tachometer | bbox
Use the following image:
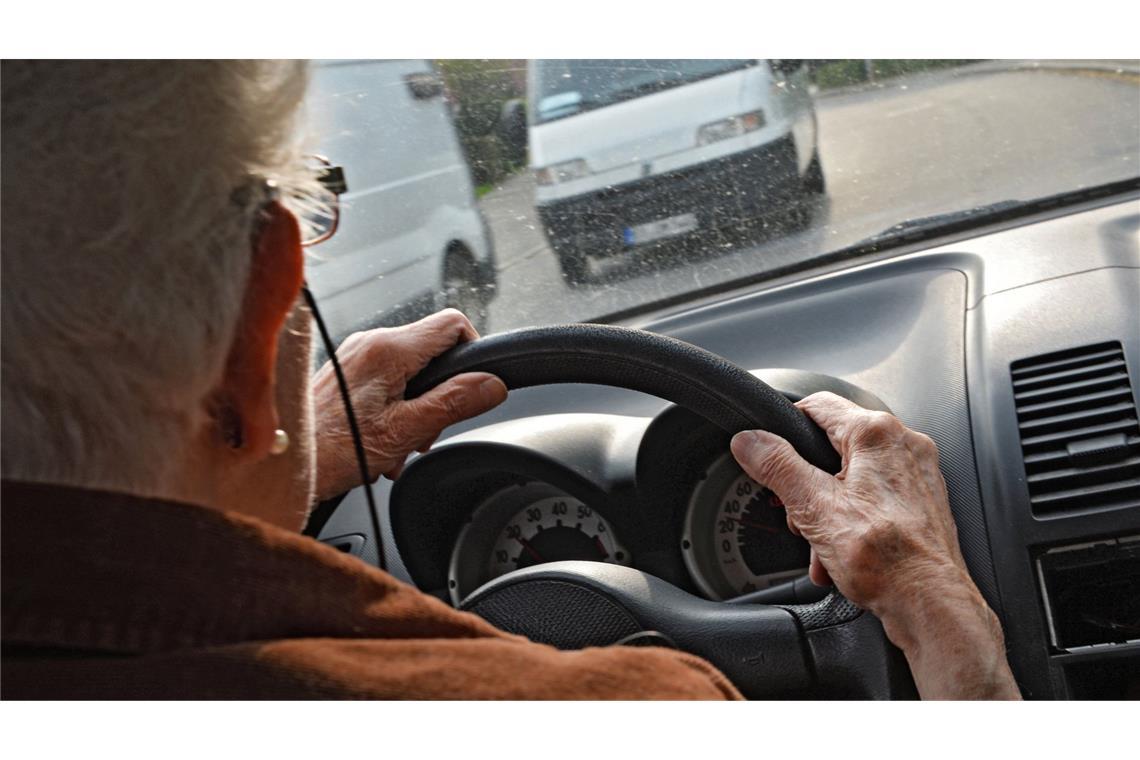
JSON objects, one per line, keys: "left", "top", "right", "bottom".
{"left": 449, "top": 482, "right": 631, "bottom": 605}
{"left": 682, "top": 452, "right": 810, "bottom": 600}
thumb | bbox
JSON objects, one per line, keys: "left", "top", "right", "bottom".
{"left": 390, "top": 372, "right": 508, "bottom": 447}
{"left": 730, "top": 429, "right": 834, "bottom": 533}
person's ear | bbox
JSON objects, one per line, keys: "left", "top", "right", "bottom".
{"left": 213, "top": 201, "right": 305, "bottom": 459}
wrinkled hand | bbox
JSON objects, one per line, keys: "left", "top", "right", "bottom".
{"left": 311, "top": 310, "right": 507, "bottom": 502}
{"left": 730, "top": 392, "right": 1019, "bottom": 699}
{"left": 730, "top": 392, "right": 966, "bottom": 617}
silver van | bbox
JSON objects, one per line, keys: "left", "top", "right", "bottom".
{"left": 305, "top": 60, "right": 497, "bottom": 338}
{"left": 527, "top": 59, "right": 823, "bottom": 283}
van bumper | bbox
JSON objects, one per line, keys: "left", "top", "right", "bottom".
{"left": 536, "top": 135, "right": 803, "bottom": 259}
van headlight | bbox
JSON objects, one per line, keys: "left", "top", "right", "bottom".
{"left": 535, "top": 159, "right": 590, "bottom": 186}
{"left": 696, "top": 110, "right": 766, "bottom": 146}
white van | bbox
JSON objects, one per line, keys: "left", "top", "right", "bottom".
{"left": 527, "top": 59, "right": 823, "bottom": 283}
{"left": 304, "top": 60, "right": 497, "bottom": 339}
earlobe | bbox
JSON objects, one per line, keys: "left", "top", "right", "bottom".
{"left": 213, "top": 201, "right": 305, "bottom": 459}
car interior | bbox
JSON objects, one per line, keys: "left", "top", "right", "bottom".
{"left": 7, "top": 57, "right": 1136, "bottom": 704}
{"left": 313, "top": 172, "right": 1140, "bottom": 698}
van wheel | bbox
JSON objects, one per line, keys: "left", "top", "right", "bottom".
{"left": 803, "top": 151, "right": 826, "bottom": 195}
{"left": 554, "top": 245, "right": 590, "bottom": 287}
{"left": 443, "top": 252, "right": 489, "bottom": 333}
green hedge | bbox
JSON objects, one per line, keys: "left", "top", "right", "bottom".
{"left": 811, "top": 59, "right": 981, "bottom": 90}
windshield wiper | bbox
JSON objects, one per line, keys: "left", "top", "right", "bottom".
{"left": 860, "top": 199, "right": 1026, "bottom": 246}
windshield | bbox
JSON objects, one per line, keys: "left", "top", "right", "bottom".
{"left": 303, "top": 59, "right": 1140, "bottom": 341}
{"left": 531, "top": 59, "right": 757, "bottom": 123}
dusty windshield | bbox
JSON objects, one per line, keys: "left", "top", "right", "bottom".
{"left": 302, "top": 59, "right": 1140, "bottom": 340}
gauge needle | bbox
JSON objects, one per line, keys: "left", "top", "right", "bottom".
{"left": 515, "top": 537, "right": 545, "bottom": 563}
{"left": 726, "top": 515, "right": 780, "bottom": 534}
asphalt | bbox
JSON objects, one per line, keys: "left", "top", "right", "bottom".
{"left": 479, "top": 63, "right": 1140, "bottom": 333}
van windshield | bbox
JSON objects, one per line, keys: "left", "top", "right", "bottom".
{"left": 532, "top": 59, "right": 756, "bottom": 124}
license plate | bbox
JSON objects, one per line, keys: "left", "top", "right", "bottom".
{"left": 623, "top": 213, "right": 698, "bottom": 246}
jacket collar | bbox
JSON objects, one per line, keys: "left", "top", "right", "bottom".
{"left": 1, "top": 480, "right": 497, "bottom": 654}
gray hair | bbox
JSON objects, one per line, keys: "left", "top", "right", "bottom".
{"left": 1, "top": 60, "right": 315, "bottom": 492}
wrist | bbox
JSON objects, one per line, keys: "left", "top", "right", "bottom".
{"left": 313, "top": 429, "right": 358, "bottom": 503}
{"left": 876, "top": 564, "right": 1019, "bottom": 699}
{"left": 875, "top": 561, "right": 983, "bottom": 653}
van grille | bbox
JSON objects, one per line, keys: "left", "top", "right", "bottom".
{"left": 1012, "top": 341, "right": 1140, "bottom": 515}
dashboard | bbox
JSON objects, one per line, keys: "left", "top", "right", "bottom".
{"left": 393, "top": 374, "right": 884, "bottom": 608}
{"left": 319, "top": 191, "right": 1140, "bottom": 699}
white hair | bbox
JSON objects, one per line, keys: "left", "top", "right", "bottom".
{"left": 2, "top": 60, "right": 316, "bottom": 492}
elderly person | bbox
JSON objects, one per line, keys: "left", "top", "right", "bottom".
{"left": 0, "top": 60, "right": 1018, "bottom": 699}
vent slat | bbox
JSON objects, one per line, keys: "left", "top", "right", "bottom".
{"left": 1029, "top": 478, "right": 1140, "bottom": 510}
{"left": 1017, "top": 401, "right": 1137, "bottom": 435}
{"left": 1019, "top": 417, "right": 1138, "bottom": 450}
{"left": 1016, "top": 387, "right": 1134, "bottom": 419}
{"left": 1026, "top": 432, "right": 1140, "bottom": 469}
{"left": 1013, "top": 372, "right": 1131, "bottom": 405}
{"left": 1011, "top": 345, "right": 1123, "bottom": 379}
{"left": 1011, "top": 358, "right": 1127, "bottom": 392}
{"left": 1012, "top": 341, "right": 1139, "bottom": 516}
{"left": 1028, "top": 455, "right": 1140, "bottom": 488}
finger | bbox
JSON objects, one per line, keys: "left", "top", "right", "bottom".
{"left": 410, "top": 309, "right": 479, "bottom": 352}
{"left": 386, "top": 372, "right": 507, "bottom": 447}
{"left": 416, "top": 435, "right": 439, "bottom": 454}
{"left": 786, "top": 514, "right": 801, "bottom": 536}
{"left": 795, "top": 391, "right": 864, "bottom": 421}
{"left": 794, "top": 391, "right": 870, "bottom": 456}
{"left": 730, "top": 429, "right": 835, "bottom": 533}
{"left": 808, "top": 549, "right": 832, "bottom": 586}
{"left": 390, "top": 309, "right": 480, "bottom": 378}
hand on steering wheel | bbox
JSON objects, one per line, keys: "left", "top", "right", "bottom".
{"left": 311, "top": 309, "right": 507, "bottom": 502}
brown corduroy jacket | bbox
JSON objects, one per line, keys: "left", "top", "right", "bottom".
{"left": 0, "top": 480, "right": 741, "bottom": 699}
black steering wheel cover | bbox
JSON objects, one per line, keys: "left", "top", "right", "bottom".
{"left": 406, "top": 324, "right": 841, "bottom": 474}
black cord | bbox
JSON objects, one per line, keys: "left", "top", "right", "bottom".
{"left": 301, "top": 284, "right": 387, "bottom": 572}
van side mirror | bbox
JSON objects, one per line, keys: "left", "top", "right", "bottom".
{"left": 406, "top": 71, "right": 445, "bottom": 100}
{"left": 498, "top": 98, "right": 528, "bottom": 165}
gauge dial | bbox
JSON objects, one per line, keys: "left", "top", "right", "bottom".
{"left": 683, "top": 452, "right": 810, "bottom": 600}
{"left": 449, "top": 483, "right": 631, "bottom": 605}
{"left": 488, "top": 495, "right": 628, "bottom": 576}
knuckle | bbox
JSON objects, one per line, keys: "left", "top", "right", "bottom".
{"left": 367, "top": 416, "right": 405, "bottom": 458}
{"left": 435, "top": 386, "right": 467, "bottom": 422}
{"left": 339, "top": 330, "right": 367, "bottom": 354}
{"left": 436, "top": 308, "right": 469, "bottom": 329}
{"left": 909, "top": 430, "right": 939, "bottom": 458}
{"left": 856, "top": 411, "right": 905, "bottom": 446}
{"left": 351, "top": 327, "right": 389, "bottom": 355}
{"left": 753, "top": 440, "right": 798, "bottom": 486}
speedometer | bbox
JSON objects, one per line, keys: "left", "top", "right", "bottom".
{"left": 448, "top": 482, "right": 631, "bottom": 605}
{"left": 682, "top": 452, "right": 810, "bottom": 600}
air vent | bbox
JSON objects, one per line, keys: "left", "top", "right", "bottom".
{"left": 1012, "top": 341, "right": 1140, "bottom": 515}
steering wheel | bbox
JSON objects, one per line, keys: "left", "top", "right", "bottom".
{"left": 401, "top": 324, "right": 916, "bottom": 699}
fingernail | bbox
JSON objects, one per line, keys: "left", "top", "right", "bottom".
{"left": 731, "top": 430, "right": 761, "bottom": 456}
{"left": 478, "top": 376, "right": 507, "bottom": 405}
{"left": 732, "top": 429, "right": 782, "bottom": 457}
